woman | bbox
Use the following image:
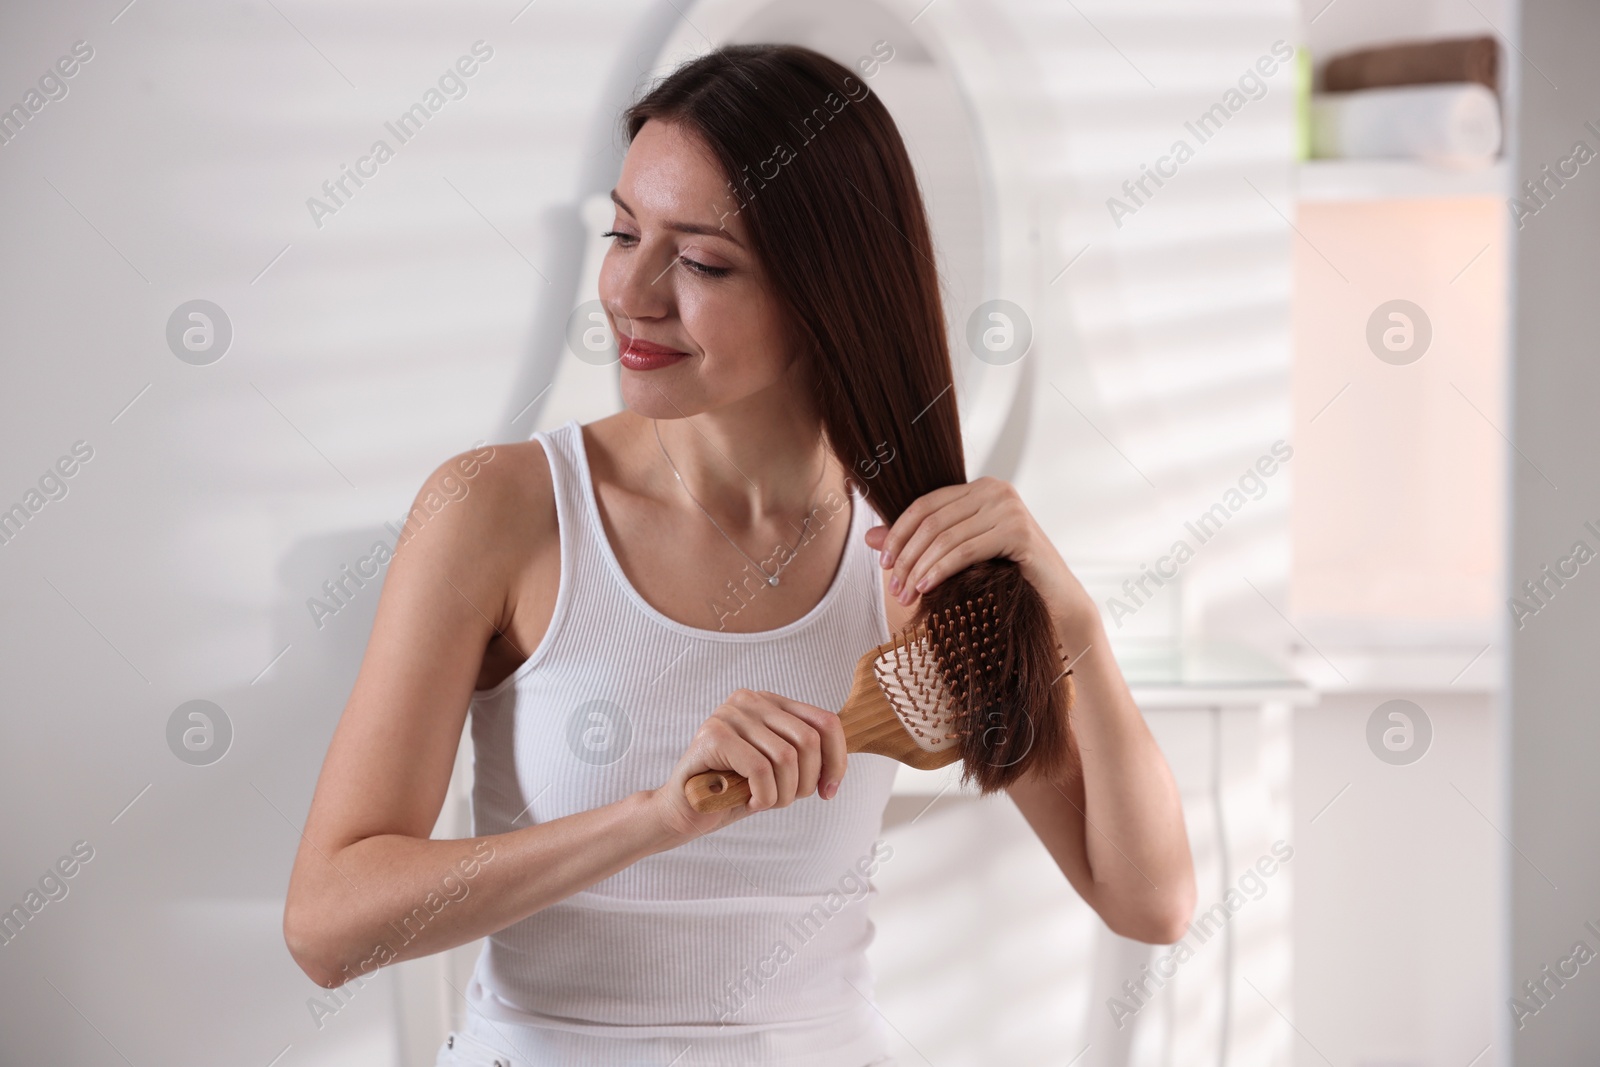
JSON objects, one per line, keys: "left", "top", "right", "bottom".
{"left": 283, "top": 43, "right": 1194, "bottom": 1067}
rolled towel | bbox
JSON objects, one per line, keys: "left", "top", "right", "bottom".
{"left": 1310, "top": 82, "right": 1501, "bottom": 165}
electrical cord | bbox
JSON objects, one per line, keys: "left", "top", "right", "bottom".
{"left": 1212, "top": 704, "right": 1232, "bottom": 1067}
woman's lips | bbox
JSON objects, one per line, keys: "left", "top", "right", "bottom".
{"left": 616, "top": 333, "right": 689, "bottom": 371}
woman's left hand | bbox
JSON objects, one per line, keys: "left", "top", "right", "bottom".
{"left": 869, "top": 481, "right": 1196, "bottom": 939}
{"left": 864, "top": 477, "right": 1099, "bottom": 645}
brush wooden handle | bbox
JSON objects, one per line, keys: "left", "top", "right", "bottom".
{"left": 684, "top": 770, "right": 755, "bottom": 813}
{"left": 685, "top": 743, "right": 864, "bottom": 814}
{"left": 683, "top": 633, "right": 961, "bottom": 815}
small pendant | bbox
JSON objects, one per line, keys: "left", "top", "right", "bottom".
{"left": 768, "top": 575, "right": 780, "bottom": 587}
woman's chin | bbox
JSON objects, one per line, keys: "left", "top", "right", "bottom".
{"left": 619, "top": 376, "right": 699, "bottom": 420}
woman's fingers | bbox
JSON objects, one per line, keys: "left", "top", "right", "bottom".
{"left": 753, "top": 712, "right": 820, "bottom": 803}
{"left": 756, "top": 692, "right": 847, "bottom": 799}
{"left": 740, "top": 718, "right": 800, "bottom": 810}
{"left": 701, "top": 714, "right": 781, "bottom": 811}
{"left": 709, "top": 690, "right": 844, "bottom": 810}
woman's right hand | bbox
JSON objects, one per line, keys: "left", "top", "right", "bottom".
{"left": 646, "top": 689, "right": 848, "bottom": 844}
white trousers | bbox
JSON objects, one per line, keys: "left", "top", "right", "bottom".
{"left": 433, "top": 1006, "right": 900, "bottom": 1067}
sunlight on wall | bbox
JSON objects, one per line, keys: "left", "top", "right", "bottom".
{"left": 1289, "top": 198, "right": 1507, "bottom": 629}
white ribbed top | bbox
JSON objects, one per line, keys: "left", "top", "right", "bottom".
{"left": 461, "top": 420, "right": 900, "bottom": 1065}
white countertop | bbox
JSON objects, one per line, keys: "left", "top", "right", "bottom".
{"left": 889, "top": 641, "right": 1310, "bottom": 797}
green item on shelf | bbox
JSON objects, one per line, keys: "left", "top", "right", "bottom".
{"left": 1295, "top": 46, "right": 1312, "bottom": 161}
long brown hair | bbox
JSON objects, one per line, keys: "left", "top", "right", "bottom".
{"left": 623, "top": 44, "right": 1077, "bottom": 792}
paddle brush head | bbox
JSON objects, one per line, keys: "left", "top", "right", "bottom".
{"left": 876, "top": 586, "right": 1078, "bottom": 793}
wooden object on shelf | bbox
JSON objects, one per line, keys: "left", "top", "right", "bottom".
{"left": 1323, "top": 35, "right": 1498, "bottom": 97}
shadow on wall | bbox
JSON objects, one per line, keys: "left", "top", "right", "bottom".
{"left": 493, "top": 1, "right": 693, "bottom": 442}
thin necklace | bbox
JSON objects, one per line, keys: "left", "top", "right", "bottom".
{"left": 653, "top": 418, "right": 827, "bottom": 588}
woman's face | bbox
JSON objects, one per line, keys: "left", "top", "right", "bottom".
{"left": 600, "top": 118, "right": 801, "bottom": 419}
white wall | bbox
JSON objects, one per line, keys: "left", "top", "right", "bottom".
{"left": 1293, "top": 691, "right": 1500, "bottom": 1067}
{"left": 1508, "top": 0, "right": 1600, "bottom": 1060}
{"left": 0, "top": 0, "right": 1522, "bottom": 1064}
{"left": 0, "top": 2, "right": 661, "bottom": 1062}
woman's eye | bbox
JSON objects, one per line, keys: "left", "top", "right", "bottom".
{"left": 601, "top": 230, "right": 728, "bottom": 277}
{"left": 679, "top": 257, "right": 730, "bottom": 278}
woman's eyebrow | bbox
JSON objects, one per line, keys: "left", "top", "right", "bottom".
{"left": 609, "top": 189, "right": 743, "bottom": 248}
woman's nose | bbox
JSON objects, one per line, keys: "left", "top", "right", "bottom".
{"left": 605, "top": 241, "right": 675, "bottom": 322}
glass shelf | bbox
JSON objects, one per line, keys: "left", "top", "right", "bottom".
{"left": 888, "top": 641, "right": 1309, "bottom": 796}
{"left": 1295, "top": 158, "right": 1509, "bottom": 201}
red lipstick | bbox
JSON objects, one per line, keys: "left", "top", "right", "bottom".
{"left": 617, "top": 333, "right": 690, "bottom": 371}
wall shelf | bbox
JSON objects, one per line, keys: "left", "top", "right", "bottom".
{"left": 1295, "top": 158, "right": 1510, "bottom": 202}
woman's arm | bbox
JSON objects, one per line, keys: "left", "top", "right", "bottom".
{"left": 290, "top": 798, "right": 677, "bottom": 989}
{"left": 1001, "top": 613, "right": 1195, "bottom": 944}
{"left": 281, "top": 444, "right": 667, "bottom": 986}
{"left": 283, "top": 443, "right": 848, "bottom": 988}
{"left": 868, "top": 478, "right": 1196, "bottom": 944}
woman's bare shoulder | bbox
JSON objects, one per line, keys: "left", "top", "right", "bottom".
{"left": 408, "top": 438, "right": 557, "bottom": 555}
{"left": 423, "top": 438, "right": 564, "bottom": 687}
{"left": 445, "top": 414, "right": 637, "bottom": 578}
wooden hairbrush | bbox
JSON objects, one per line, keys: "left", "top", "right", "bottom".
{"left": 685, "top": 592, "right": 1021, "bottom": 814}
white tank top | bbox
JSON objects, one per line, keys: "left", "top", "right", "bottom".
{"left": 461, "top": 419, "right": 900, "bottom": 1066}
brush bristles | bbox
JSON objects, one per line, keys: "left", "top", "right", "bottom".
{"left": 875, "top": 576, "right": 1078, "bottom": 792}
{"left": 874, "top": 594, "right": 1007, "bottom": 755}
{"left": 873, "top": 629, "right": 963, "bottom": 752}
